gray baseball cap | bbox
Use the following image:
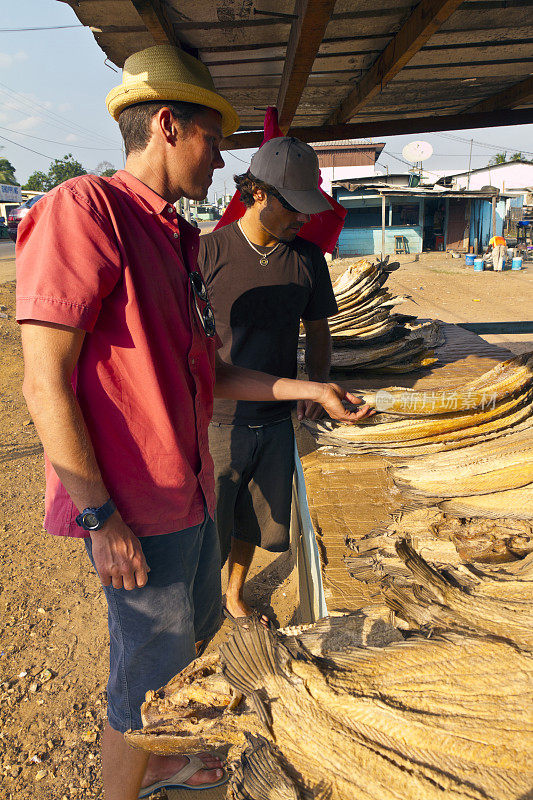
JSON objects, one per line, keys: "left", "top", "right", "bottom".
{"left": 249, "top": 137, "right": 332, "bottom": 214}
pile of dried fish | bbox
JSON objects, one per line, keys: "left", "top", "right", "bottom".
{"left": 304, "top": 353, "right": 533, "bottom": 518}
{"left": 298, "top": 257, "right": 442, "bottom": 373}
{"left": 346, "top": 507, "right": 533, "bottom": 590}
{"left": 126, "top": 543, "right": 533, "bottom": 800}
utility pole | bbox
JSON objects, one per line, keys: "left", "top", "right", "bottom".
{"left": 381, "top": 194, "right": 386, "bottom": 259}
{"left": 466, "top": 139, "right": 473, "bottom": 190}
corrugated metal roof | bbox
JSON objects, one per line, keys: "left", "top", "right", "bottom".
{"left": 312, "top": 139, "right": 375, "bottom": 147}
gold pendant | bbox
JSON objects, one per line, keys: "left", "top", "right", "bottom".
{"left": 260, "top": 257, "right": 269, "bottom": 266}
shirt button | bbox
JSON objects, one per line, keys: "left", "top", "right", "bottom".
{"left": 167, "top": 206, "right": 173, "bottom": 214}
{"left": 173, "top": 231, "right": 179, "bottom": 239}
{"left": 191, "top": 358, "right": 196, "bottom": 366}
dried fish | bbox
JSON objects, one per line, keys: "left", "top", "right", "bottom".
{"left": 300, "top": 257, "right": 436, "bottom": 373}
{"left": 440, "top": 483, "right": 533, "bottom": 520}
{"left": 361, "top": 352, "right": 533, "bottom": 414}
{"left": 384, "top": 540, "right": 533, "bottom": 650}
{"left": 127, "top": 546, "right": 533, "bottom": 800}
{"left": 391, "top": 427, "right": 533, "bottom": 498}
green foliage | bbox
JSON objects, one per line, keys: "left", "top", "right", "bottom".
{"left": 0, "top": 158, "right": 18, "bottom": 185}
{"left": 47, "top": 154, "right": 86, "bottom": 188}
{"left": 488, "top": 152, "right": 507, "bottom": 166}
{"left": 23, "top": 171, "right": 49, "bottom": 192}
{"left": 23, "top": 154, "right": 87, "bottom": 192}
{"left": 487, "top": 151, "right": 530, "bottom": 166}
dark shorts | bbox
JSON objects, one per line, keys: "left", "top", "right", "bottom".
{"left": 208, "top": 418, "right": 295, "bottom": 564}
{"left": 85, "top": 511, "right": 221, "bottom": 733}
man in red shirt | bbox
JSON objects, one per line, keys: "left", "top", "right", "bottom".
{"left": 17, "top": 45, "right": 371, "bottom": 800}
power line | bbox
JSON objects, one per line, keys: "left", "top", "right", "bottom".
{"left": 224, "top": 150, "right": 252, "bottom": 164}
{"left": 435, "top": 131, "right": 533, "bottom": 157}
{"left": 2, "top": 102, "right": 119, "bottom": 148}
{"left": 0, "top": 25, "right": 84, "bottom": 32}
{"left": 0, "top": 82, "right": 118, "bottom": 147}
{"left": 382, "top": 151, "right": 442, "bottom": 177}
{"left": 0, "top": 125, "right": 122, "bottom": 151}
{"left": 0, "top": 133, "right": 55, "bottom": 160}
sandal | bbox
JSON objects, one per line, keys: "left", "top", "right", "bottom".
{"left": 138, "top": 755, "right": 228, "bottom": 797}
{"left": 222, "top": 604, "right": 276, "bottom": 631}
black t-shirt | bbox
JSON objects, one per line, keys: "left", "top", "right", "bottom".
{"left": 198, "top": 221, "right": 338, "bottom": 424}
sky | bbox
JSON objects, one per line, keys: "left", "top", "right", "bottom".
{"left": 1, "top": 0, "right": 533, "bottom": 202}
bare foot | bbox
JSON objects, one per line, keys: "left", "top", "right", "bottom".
{"left": 141, "top": 752, "right": 224, "bottom": 789}
{"left": 224, "top": 595, "right": 271, "bottom": 629}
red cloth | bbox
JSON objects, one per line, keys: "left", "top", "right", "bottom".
{"left": 215, "top": 107, "right": 346, "bottom": 254}
{"left": 16, "top": 171, "right": 217, "bottom": 538}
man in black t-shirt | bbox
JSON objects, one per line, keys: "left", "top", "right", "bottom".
{"left": 198, "top": 137, "right": 342, "bottom": 627}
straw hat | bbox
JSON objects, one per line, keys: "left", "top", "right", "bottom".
{"left": 106, "top": 45, "right": 240, "bottom": 137}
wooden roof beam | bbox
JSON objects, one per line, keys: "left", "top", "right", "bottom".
{"left": 276, "top": 0, "right": 337, "bottom": 133}
{"left": 221, "top": 108, "right": 533, "bottom": 150}
{"left": 326, "top": 0, "right": 464, "bottom": 125}
{"left": 466, "top": 76, "right": 533, "bottom": 113}
{"left": 130, "top": 0, "right": 177, "bottom": 46}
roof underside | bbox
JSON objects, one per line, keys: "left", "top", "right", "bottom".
{"left": 62, "top": 0, "right": 533, "bottom": 148}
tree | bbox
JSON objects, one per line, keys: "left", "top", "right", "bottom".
{"left": 509, "top": 152, "right": 527, "bottom": 162}
{"left": 488, "top": 152, "right": 507, "bottom": 166}
{"left": 47, "top": 154, "right": 86, "bottom": 188}
{"left": 24, "top": 171, "right": 50, "bottom": 192}
{"left": 23, "top": 154, "right": 87, "bottom": 193}
{"left": 95, "top": 160, "right": 116, "bottom": 177}
{"left": 0, "top": 158, "right": 18, "bottom": 185}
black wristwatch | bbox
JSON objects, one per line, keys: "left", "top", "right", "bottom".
{"left": 75, "top": 499, "right": 117, "bottom": 531}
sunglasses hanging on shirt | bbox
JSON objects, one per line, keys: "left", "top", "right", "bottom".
{"left": 189, "top": 271, "right": 216, "bottom": 337}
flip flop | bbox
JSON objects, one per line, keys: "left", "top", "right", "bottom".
{"left": 138, "top": 755, "right": 228, "bottom": 797}
{"left": 222, "top": 604, "right": 276, "bottom": 631}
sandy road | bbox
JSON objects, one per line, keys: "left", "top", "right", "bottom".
{"left": 0, "top": 242, "right": 15, "bottom": 283}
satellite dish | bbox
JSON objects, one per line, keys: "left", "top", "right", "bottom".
{"left": 402, "top": 141, "right": 433, "bottom": 163}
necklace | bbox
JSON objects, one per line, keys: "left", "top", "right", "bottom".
{"left": 238, "top": 220, "right": 281, "bottom": 266}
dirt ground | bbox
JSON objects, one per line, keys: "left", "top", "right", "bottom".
{"left": 0, "top": 251, "right": 531, "bottom": 799}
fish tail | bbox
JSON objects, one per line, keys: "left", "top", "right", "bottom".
{"left": 219, "top": 618, "right": 285, "bottom": 697}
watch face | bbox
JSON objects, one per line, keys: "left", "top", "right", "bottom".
{"left": 83, "top": 512, "right": 100, "bottom": 530}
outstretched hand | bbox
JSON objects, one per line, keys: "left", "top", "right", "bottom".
{"left": 317, "top": 383, "right": 375, "bottom": 424}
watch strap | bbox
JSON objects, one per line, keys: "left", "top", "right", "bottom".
{"left": 75, "top": 498, "right": 117, "bottom": 530}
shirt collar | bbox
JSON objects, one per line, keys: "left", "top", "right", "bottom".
{"left": 112, "top": 170, "right": 170, "bottom": 216}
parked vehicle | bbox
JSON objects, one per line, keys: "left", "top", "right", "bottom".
{"left": 7, "top": 195, "right": 44, "bottom": 241}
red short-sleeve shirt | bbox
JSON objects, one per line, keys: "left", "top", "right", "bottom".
{"left": 16, "top": 170, "right": 217, "bottom": 538}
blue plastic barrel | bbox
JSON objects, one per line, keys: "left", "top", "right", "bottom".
{"left": 512, "top": 257, "right": 523, "bottom": 270}
{"left": 473, "top": 258, "right": 484, "bottom": 271}
{"left": 465, "top": 254, "right": 475, "bottom": 266}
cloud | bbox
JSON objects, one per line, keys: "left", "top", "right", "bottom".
{"left": 57, "top": 103, "right": 71, "bottom": 114}
{"left": 0, "top": 51, "right": 28, "bottom": 69}
{"left": 12, "top": 115, "right": 42, "bottom": 131}
{"left": 65, "top": 134, "right": 78, "bottom": 143}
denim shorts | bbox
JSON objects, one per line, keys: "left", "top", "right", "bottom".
{"left": 85, "top": 511, "right": 221, "bottom": 733}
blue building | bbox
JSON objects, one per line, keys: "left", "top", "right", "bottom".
{"left": 333, "top": 177, "right": 508, "bottom": 258}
